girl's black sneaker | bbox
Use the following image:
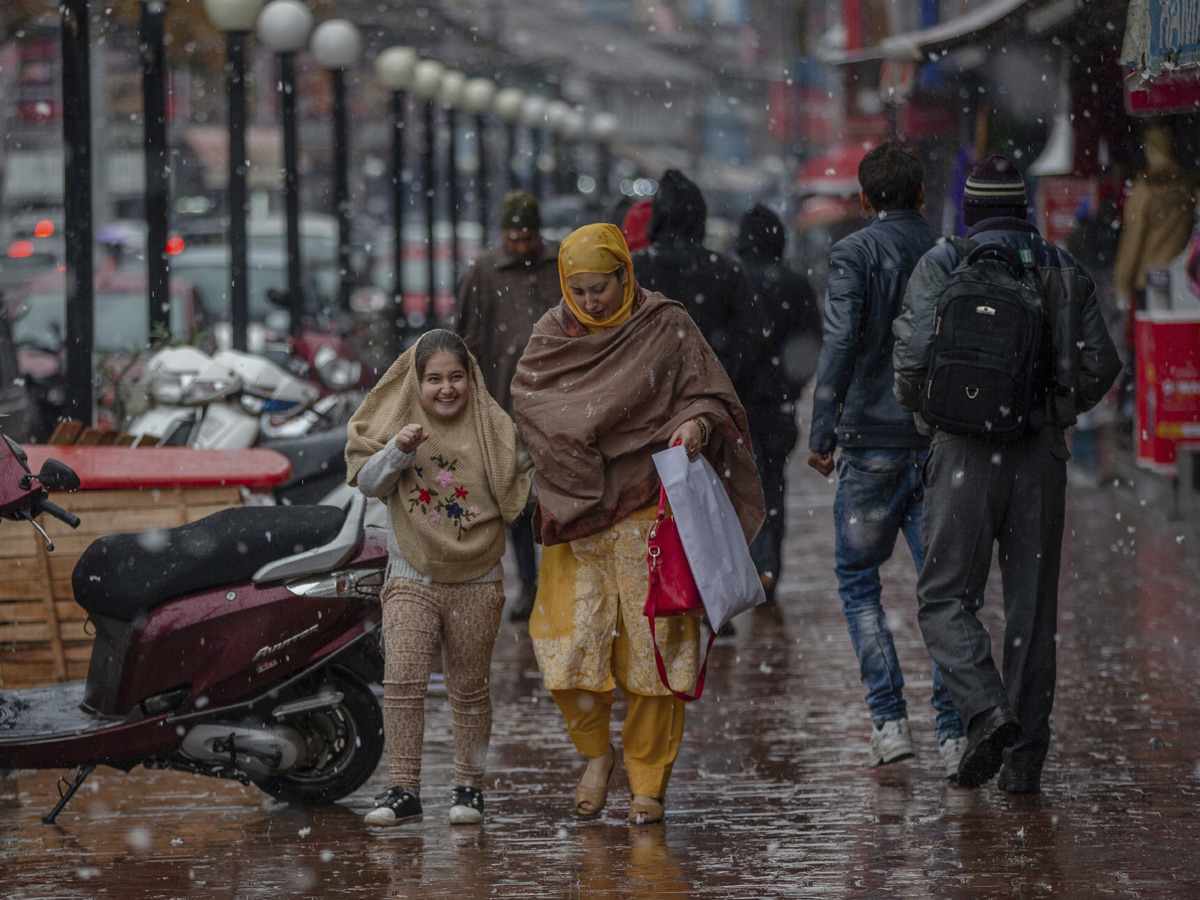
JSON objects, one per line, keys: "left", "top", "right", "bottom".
{"left": 365, "top": 786, "right": 422, "bottom": 826}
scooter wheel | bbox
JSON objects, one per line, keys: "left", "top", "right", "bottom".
{"left": 251, "top": 667, "right": 383, "bottom": 806}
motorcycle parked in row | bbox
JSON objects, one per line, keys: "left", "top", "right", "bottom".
{"left": 0, "top": 433, "right": 388, "bottom": 824}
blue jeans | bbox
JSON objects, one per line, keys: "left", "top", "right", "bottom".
{"left": 833, "top": 447, "right": 962, "bottom": 740}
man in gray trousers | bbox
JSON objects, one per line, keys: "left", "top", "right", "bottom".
{"left": 892, "top": 155, "right": 1121, "bottom": 792}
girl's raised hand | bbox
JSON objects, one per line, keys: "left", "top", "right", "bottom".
{"left": 395, "top": 424, "right": 430, "bottom": 453}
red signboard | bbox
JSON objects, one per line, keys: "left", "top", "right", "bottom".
{"left": 1135, "top": 313, "right": 1200, "bottom": 473}
{"left": 1124, "top": 68, "right": 1200, "bottom": 115}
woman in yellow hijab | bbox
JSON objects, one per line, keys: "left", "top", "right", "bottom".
{"left": 512, "top": 223, "right": 764, "bottom": 825}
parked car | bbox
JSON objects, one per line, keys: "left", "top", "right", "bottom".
{"left": 6, "top": 270, "right": 213, "bottom": 438}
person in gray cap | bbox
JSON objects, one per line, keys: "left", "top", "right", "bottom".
{"left": 894, "top": 154, "right": 1121, "bottom": 792}
{"left": 456, "top": 190, "right": 561, "bottom": 621}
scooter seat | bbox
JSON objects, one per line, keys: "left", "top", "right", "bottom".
{"left": 72, "top": 505, "right": 346, "bottom": 622}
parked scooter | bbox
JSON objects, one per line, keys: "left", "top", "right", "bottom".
{"left": 126, "top": 345, "right": 387, "bottom": 528}
{"left": 0, "top": 434, "right": 388, "bottom": 824}
{"left": 126, "top": 346, "right": 351, "bottom": 448}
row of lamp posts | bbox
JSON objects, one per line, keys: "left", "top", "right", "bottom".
{"left": 372, "top": 52, "right": 621, "bottom": 349}
{"left": 58, "top": 0, "right": 622, "bottom": 423}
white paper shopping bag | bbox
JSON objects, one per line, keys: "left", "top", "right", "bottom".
{"left": 652, "top": 444, "right": 764, "bottom": 631}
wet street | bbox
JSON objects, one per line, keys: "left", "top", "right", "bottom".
{"left": 2, "top": 451, "right": 1199, "bottom": 899}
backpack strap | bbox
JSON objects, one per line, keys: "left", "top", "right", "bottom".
{"left": 948, "top": 235, "right": 977, "bottom": 263}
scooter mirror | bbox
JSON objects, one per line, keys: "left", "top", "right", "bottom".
{"left": 38, "top": 459, "right": 81, "bottom": 492}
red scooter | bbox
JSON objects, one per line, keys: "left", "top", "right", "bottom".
{"left": 0, "top": 434, "right": 387, "bottom": 824}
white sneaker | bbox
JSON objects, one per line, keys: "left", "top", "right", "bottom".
{"left": 869, "top": 718, "right": 915, "bottom": 766}
{"left": 938, "top": 735, "right": 967, "bottom": 781}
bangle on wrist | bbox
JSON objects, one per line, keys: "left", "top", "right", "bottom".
{"left": 690, "top": 416, "right": 709, "bottom": 447}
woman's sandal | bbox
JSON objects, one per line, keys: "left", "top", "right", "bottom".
{"left": 628, "top": 794, "right": 665, "bottom": 825}
{"left": 573, "top": 743, "right": 615, "bottom": 817}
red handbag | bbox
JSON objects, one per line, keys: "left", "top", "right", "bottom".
{"left": 644, "top": 483, "right": 717, "bottom": 701}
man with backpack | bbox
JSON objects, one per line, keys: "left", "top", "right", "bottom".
{"left": 808, "top": 142, "right": 966, "bottom": 778}
{"left": 893, "top": 155, "right": 1122, "bottom": 792}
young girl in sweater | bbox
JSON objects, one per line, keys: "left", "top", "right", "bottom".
{"left": 346, "top": 329, "right": 532, "bottom": 827}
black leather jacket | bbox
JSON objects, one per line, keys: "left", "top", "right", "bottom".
{"left": 893, "top": 217, "right": 1122, "bottom": 435}
{"left": 809, "top": 209, "right": 936, "bottom": 453}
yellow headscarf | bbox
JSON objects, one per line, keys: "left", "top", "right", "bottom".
{"left": 558, "top": 223, "right": 636, "bottom": 332}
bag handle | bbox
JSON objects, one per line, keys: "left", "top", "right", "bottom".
{"left": 963, "top": 239, "right": 1025, "bottom": 276}
{"left": 647, "top": 607, "right": 717, "bottom": 702}
{"left": 648, "top": 439, "right": 711, "bottom": 702}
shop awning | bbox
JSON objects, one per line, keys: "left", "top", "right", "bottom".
{"left": 821, "top": 0, "right": 1064, "bottom": 64}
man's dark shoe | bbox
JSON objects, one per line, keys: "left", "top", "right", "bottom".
{"left": 509, "top": 586, "right": 536, "bottom": 622}
{"left": 997, "top": 765, "right": 1041, "bottom": 794}
{"left": 956, "top": 707, "right": 1021, "bottom": 789}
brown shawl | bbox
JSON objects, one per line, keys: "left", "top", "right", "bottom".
{"left": 345, "top": 342, "right": 532, "bottom": 582}
{"left": 512, "top": 291, "right": 764, "bottom": 546}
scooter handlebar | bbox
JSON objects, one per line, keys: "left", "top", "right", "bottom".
{"left": 37, "top": 497, "right": 81, "bottom": 529}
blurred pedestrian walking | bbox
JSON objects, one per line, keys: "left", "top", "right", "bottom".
{"left": 807, "top": 142, "right": 966, "bottom": 778}
{"left": 893, "top": 155, "right": 1122, "bottom": 791}
{"left": 732, "top": 203, "right": 821, "bottom": 602}
{"left": 456, "top": 191, "right": 561, "bottom": 621}
{"left": 512, "top": 224, "right": 763, "bottom": 825}
{"left": 346, "top": 329, "right": 534, "bottom": 826}
{"left": 631, "top": 170, "right": 755, "bottom": 397}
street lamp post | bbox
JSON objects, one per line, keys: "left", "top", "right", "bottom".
{"left": 520, "top": 95, "right": 548, "bottom": 201}
{"left": 374, "top": 46, "right": 417, "bottom": 353}
{"left": 493, "top": 87, "right": 525, "bottom": 194}
{"left": 204, "top": 0, "right": 264, "bottom": 352}
{"left": 311, "top": 19, "right": 362, "bottom": 314}
{"left": 61, "top": 0, "right": 94, "bottom": 425}
{"left": 411, "top": 59, "right": 444, "bottom": 329}
{"left": 591, "top": 112, "right": 619, "bottom": 208}
{"left": 139, "top": 0, "right": 170, "bottom": 339}
{"left": 561, "top": 108, "right": 587, "bottom": 198}
{"left": 462, "top": 78, "right": 496, "bottom": 247}
{"left": 257, "top": 0, "right": 313, "bottom": 338}
{"left": 544, "top": 100, "right": 570, "bottom": 198}
{"left": 438, "top": 71, "right": 465, "bottom": 288}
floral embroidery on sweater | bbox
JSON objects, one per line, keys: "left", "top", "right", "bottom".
{"left": 407, "top": 454, "right": 480, "bottom": 539}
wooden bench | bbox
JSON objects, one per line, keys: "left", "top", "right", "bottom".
{"left": 1, "top": 446, "right": 291, "bottom": 689}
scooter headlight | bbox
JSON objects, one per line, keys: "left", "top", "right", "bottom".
{"left": 182, "top": 376, "right": 239, "bottom": 405}
{"left": 313, "top": 344, "right": 361, "bottom": 391}
{"left": 147, "top": 370, "right": 185, "bottom": 405}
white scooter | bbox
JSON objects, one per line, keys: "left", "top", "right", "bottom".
{"left": 127, "top": 346, "right": 321, "bottom": 449}
{"left": 125, "top": 346, "right": 387, "bottom": 528}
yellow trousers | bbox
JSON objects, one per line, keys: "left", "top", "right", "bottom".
{"left": 551, "top": 606, "right": 685, "bottom": 799}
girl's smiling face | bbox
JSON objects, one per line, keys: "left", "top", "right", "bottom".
{"left": 419, "top": 350, "right": 470, "bottom": 419}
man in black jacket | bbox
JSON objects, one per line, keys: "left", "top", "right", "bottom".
{"left": 893, "top": 155, "right": 1122, "bottom": 792}
{"left": 808, "top": 143, "right": 965, "bottom": 777}
{"left": 632, "top": 170, "right": 752, "bottom": 394}
{"left": 734, "top": 204, "right": 820, "bottom": 602}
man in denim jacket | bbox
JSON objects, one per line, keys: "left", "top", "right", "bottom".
{"left": 893, "top": 155, "right": 1122, "bottom": 792}
{"left": 808, "top": 143, "right": 966, "bottom": 777}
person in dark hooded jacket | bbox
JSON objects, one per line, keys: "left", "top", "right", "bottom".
{"left": 631, "top": 170, "right": 752, "bottom": 393}
{"left": 733, "top": 204, "right": 821, "bottom": 601}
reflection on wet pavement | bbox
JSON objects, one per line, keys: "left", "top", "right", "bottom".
{"left": 2, "top": 456, "right": 1199, "bottom": 898}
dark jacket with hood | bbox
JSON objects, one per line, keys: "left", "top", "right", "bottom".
{"left": 809, "top": 208, "right": 935, "bottom": 454}
{"left": 734, "top": 204, "right": 821, "bottom": 419}
{"left": 631, "top": 170, "right": 752, "bottom": 393}
{"left": 893, "top": 216, "right": 1122, "bottom": 437}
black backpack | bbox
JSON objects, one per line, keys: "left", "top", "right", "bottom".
{"left": 919, "top": 238, "right": 1047, "bottom": 442}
